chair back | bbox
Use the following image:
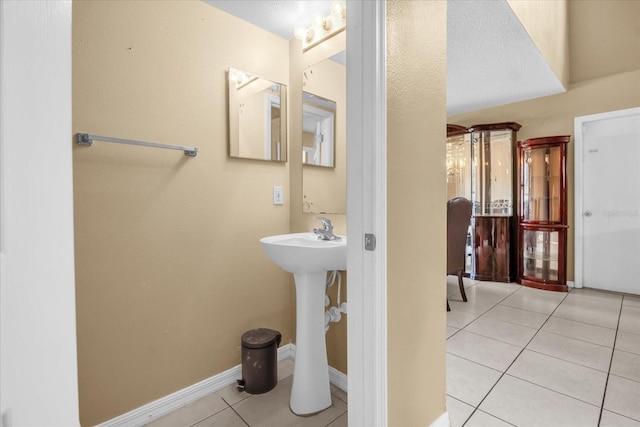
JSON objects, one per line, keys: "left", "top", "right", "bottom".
{"left": 447, "top": 197, "right": 472, "bottom": 276}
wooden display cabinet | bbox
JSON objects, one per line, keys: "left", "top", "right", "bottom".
{"left": 517, "top": 135, "right": 570, "bottom": 291}
{"left": 469, "top": 122, "right": 521, "bottom": 282}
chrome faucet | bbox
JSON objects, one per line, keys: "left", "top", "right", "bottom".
{"left": 313, "top": 216, "right": 342, "bottom": 241}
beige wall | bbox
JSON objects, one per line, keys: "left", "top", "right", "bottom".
{"left": 449, "top": 69, "right": 640, "bottom": 282}
{"left": 507, "top": 0, "right": 569, "bottom": 88}
{"left": 387, "top": 1, "right": 448, "bottom": 425}
{"left": 73, "top": 1, "right": 292, "bottom": 424}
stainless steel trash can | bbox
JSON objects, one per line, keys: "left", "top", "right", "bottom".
{"left": 238, "top": 328, "right": 281, "bottom": 394}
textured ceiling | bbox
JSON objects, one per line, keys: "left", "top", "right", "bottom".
{"left": 205, "top": 0, "right": 566, "bottom": 116}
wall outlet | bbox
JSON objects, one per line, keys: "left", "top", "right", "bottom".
{"left": 273, "top": 186, "right": 283, "bottom": 205}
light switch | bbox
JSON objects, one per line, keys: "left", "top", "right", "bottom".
{"left": 273, "top": 186, "right": 283, "bottom": 205}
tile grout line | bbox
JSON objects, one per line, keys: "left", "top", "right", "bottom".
{"left": 228, "top": 404, "right": 251, "bottom": 427}
{"left": 460, "top": 287, "right": 572, "bottom": 427}
{"left": 597, "top": 295, "right": 625, "bottom": 426}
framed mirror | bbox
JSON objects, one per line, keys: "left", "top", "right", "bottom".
{"left": 302, "top": 91, "right": 336, "bottom": 167}
{"left": 302, "top": 56, "right": 346, "bottom": 214}
{"left": 228, "top": 68, "right": 287, "bottom": 162}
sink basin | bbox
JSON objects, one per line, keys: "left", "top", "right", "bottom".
{"left": 260, "top": 232, "right": 346, "bottom": 274}
{"left": 260, "top": 232, "right": 347, "bottom": 415}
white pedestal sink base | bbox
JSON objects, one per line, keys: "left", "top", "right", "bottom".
{"left": 290, "top": 271, "right": 332, "bottom": 415}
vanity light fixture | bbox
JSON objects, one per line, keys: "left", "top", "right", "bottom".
{"left": 294, "top": 0, "right": 346, "bottom": 52}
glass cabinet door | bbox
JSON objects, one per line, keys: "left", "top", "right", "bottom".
{"left": 521, "top": 145, "right": 564, "bottom": 223}
{"left": 446, "top": 129, "right": 471, "bottom": 201}
{"left": 470, "top": 125, "right": 520, "bottom": 217}
{"left": 521, "top": 227, "right": 563, "bottom": 281}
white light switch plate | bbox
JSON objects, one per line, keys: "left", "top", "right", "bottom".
{"left": 273, "top": 186, "right": 283, "bottom": 205}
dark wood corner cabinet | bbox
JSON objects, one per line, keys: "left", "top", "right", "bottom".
{"left": 468, "top": 122, "right": 521, "bottom": 282}
{"left": 517, "top": 135, "right": 570, "bottom": 292}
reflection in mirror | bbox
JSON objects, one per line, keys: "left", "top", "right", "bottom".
{"left": 228, "top": 68, "right": 287, "bottom": 162}
{"left": 301, "top": 57, "right": 346, "bottom": 214}
{"left": 302, "top": 92, "right": 336, "bottom": 167}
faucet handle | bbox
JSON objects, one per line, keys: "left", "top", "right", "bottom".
{"left": 313, "top": 216, "right": 332, "bottom": 231}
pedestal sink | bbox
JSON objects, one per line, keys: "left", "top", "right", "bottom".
{"left": 260, "top": 232, "right": 347, "bottom": 415}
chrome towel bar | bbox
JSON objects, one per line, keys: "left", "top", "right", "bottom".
{"left": 75, "top": 133, "right": 198, "bottom": 157}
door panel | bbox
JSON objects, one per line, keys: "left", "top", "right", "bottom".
{"left": 580, "top": 110, "right": 640, "bottom": 294}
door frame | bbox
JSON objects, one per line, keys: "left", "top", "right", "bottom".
{"left": 573, "top": 107, "right": 640, "bottom": 289}
{"left": 346, "top": 0, "right": 388, "bottom": 425}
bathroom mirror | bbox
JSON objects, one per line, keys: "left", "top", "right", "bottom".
{"left": 302, "top": 55, "right": 346, "bottom": 214}
{"left": 228, "top": 68, "right": 287, "bottom": 162}
{"left": 302, "top": 91, "right": 336, "bottom": 167}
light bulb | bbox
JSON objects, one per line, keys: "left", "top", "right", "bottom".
{"left": 331, "top": 0, "right": 346, "bottom": 19}
{"left": 304, "top": 26, "right": 316, "bottom": 43}
{"left": 294, "top": 24, "right": 307, "bottom": 40}
{"left": 312, "top": 13, "right": 324, "bottom": 28}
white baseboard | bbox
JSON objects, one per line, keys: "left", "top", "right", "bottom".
{"left": 98, "top": 344, "right": 294, "bottom": 427}
{"left": 429, "top": 411, "right": 450, "bottom": 427}
{"left": 98, "top": 343, "right": 348, "bottom": 427}
{"left": 568, "top": 280, "right": 576, "bottom": 288}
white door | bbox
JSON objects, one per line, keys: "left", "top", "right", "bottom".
{"left": 575, "top": 108, "right": 640, "bottom": 294}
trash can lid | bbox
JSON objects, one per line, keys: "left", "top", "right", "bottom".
{"left": 241, "top": 328, "right": 282, "bottom": 349}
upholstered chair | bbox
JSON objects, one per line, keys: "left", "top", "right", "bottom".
{"left": 447, "top": 197, "right": 472, "bottom": 311}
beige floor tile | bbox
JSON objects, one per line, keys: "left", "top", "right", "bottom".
{"left": 464, "top": 316, "right": 538, "bottom": 347}
{"left": 448, "top": 297, "right": 497, "bottom": 314}
{"left": 447, "top": 309, "right": 480, "bottom": 329}
{"left": 462, "top": 281, "right": 521, "bottom": 302}
{"left": 447, "top": 276, "right": 476, "bottom": 297}
{"left": 232, "top": 376, "right": 347, "bottom": 427}
{"left": 447, "top": 326, "right": 460, "bottom": 338}
{"left": 446, "top": 395, "right": 474, "bottom": 427}
{"left": 611, "top": 349, "right": 640, "bottom": 382}
{"left": 483, "top": 304, "right": 549, "bottom": 329}
{"left": 568, "top": 288, "right": 623, "bottom": 306}
{"left": 553, "top": 297, "right": 621, "bottom": 329}
{"left": 145, "top": 393, "right": 229, "bottom": 427}
{"left": 620, "top": 305, "right": 640, "bottom": 335}
{"left": 326, "top": 412, "right": 348, "bottom": 427}
{"left": 193, "top": 407, "right": 248, "bottom": 427}
{"left": 603, "top": 374, "right": 640, "bottom": 421}
{"left": 506, "top": 350, "right": 607, "bottom": 406}
{"left": 464, "top": 410, "right": 513, "bottom": 427}
{"left": 479, "top": 375, "right": 600, "bottom": 427}
{"left": 215, "top": 382, "right": 251, "bottom": 406}
{"left": 446, "top": 353, "right": 502, "bottom": 406}
{"left": 600, "top": 410, "right": 640, "bottom": 427}
{"left": 447, "top": 330, "right": 522, "bottom": 372}
{"left": 278, "top": 358, "right": 295, "bottom": 381}
{"left": 518, "top": 286, "right": 568, "bottom": 302}
{"left": 527, "top": 331, "right": 613, "bottom": 372}
{"left": 542, "top": 316, "right": 616, "bottom": 347}
{"left": 624, "top": 294, "right": 640, "bottom": 308}
{"left": 616, "top": 330, "right": 640, "bottom": 355}
{"left": 330, "top": 384, "right": 347, "bottom": 404}
{"left": 500, "top": 291, "right": 564, "bottom": 315}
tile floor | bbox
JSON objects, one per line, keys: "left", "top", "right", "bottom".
{"left": 147, "top": 280, "right": 639, "bottom": 427}
{"left": 146, "top": 359, "right": 347, "bottom": 427}
{"left": 447, "top": 278, "right": 640, "bottom": 427}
